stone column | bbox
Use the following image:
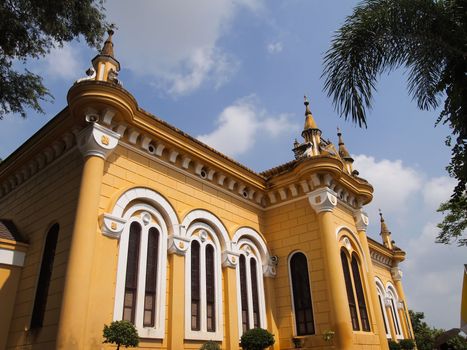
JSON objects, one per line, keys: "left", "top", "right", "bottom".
{"left": 263, "top": 259, "right": 280, "bottom": 350}
{"left": 308, "top": 187, "right": 353, "bottom": 350}
{"left": 222, "top": 251, "right": 240, "bottom": 350}
{"left": 56, "top": 123, "right": 120, "bottom": 350}
{"left": 167, "top": 230, "right": 189, "bottom": 350}
{"left": 354, "top": 210, "right": 390, "bottom": 350}
{"left": 391, "top": 267, "right": 414, "bottom": 339}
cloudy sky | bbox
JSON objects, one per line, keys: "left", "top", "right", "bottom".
{"left": 0, "top": 0, "right": 464, "bottom": 330}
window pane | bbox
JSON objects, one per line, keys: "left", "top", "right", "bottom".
{"left": 239, "top": 255, "right": 250, "bottom": 332}
{"left": 191, "top": 241, "right": 200, "bottom": 331}
{"left": 250, "top": 259, "right": 260, "bottom": 329}
{"left": 144, "top": 228, "right": 159, "bottom": 327}
{"left": 341, "top": 251, "right": 359, "bottom": 330}
{"left": 351, "top": 255, "right": 370, "bottom": 332}
{"left": 124, "top": 222, "right": 141, "bottom": 324}
{"left": 290, "top": 252, "right": 315, "bottom": 335}
{"left": 390, "top": 298, "right": 401, "bottom": 335}
{"left": 31, "top": 224, "right": 59, "bottom": 329}
{"left": 378, "top": 294, "right": 389, "bottom": 335}
{"left": 206, "top": 245, "right": 216, "bottom": 332}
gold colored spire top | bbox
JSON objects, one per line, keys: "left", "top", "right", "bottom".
{"left": 379, "top": 209, "right": 391, "bottom": 235}
{"left": 101, "top": 29, "right": 115, "bottom": 57}
{"left": 337, "top": 127, "right": 352, "bottom": 159}
{"left": 303, "top": 95, "right": 318, "bottom": 130}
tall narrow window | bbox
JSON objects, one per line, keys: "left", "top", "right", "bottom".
{"left": 351, "top": 255, "right": 370, "bottom": 331}
{"left": 341, "top": 251, "right": 359, "bottom": 330}
{"left": 250, "top": 259, "right": 260, "bottom": 328}
{"left": 239, "top": 255, "right": 250, "bottom": 333}
{"left": 143, "top": 228, "right": 159, "bottom": 327}
{"left": 390, "top": 296, "right": 401, "bottom": 336}
{"left": 123, "top": 222, "right": 141, "bottom": 323}
{"left": 31, "top": 223, "right": 59, "bottom": 328}
{"left": 206, "top": 245, "right": 215, "bottom": 332}
{"left": 378, "top": 293, "right": 389, "bottom": 335}
{"left": 191, "top": 241, "right": 201, "bottom": 331}
{"left": 290, "top": 252, "right": 315, "bottom": 335}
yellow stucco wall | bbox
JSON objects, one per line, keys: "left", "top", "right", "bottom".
{"left": 0, "top": 150, "right": 83, "bottom": 349}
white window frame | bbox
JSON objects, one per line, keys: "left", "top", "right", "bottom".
{"left": 288, "top": 250, "right": 316, "bottom": 336}
{"left": 184, "top": 223, "right": 223, "bottom": 341}
{"left": 386, "top": 284, "right": 403, "bottom": 339}
{"left": 113, "top": 204, "right": 168, "bottom": 339}
{"left": 375, "top": 279, "right": 391, "bottom": 338}
{"left": 236, "top": 242, "right": 267, "bottom": 336}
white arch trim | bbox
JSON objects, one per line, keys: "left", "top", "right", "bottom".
{"left": 232, "top": 227, "right": 270, "bottom": 266}
{"left": 103, "top": 187, "right": 180, "bottom": 238}
{"left": 336, "top": 225, "right": 368, "bottom": 271}
{"left": 181, "top": 210, "right": 231, "bottom": 250}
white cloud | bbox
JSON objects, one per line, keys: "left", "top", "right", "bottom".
{"left": 106, "top": 0, "right": 262, "bottom": 95}
{"left": 38, "top": 43, "right": 83, "bottom": 80}
{"left": 267, "top": 41, "right": 283, "bottom": 54}
{"left": 422, "top": 176, "right": 456, "bottom": 211}
{"left": 353, "top": 155, "right": 422, "bottom": 217}
{"left": 197, "top": 96, "right": 296, "bottom": 157}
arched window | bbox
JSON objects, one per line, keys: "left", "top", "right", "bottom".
{"left": 31, "top": 223, "right": 59, "bottom": 328}
{"left": 185, "top": 227, "right": 223, "bottom": 341}
{"left": 289, "top": 252, "right": 315, "bottom": 335}
{"left": 351, "top": 254, "right": 370, "bottom": 331}
{"left": 236, "top": 246, "right": 266, "bottom": 335}
{"left": 341, "top": 250, "right": 359, "bottom": 330}
{"left": 375, "top": 280, "right": 391, "bottom": 338}
{"left": 114, "top": 213, "right": 167, "bottom": 339}
{"left": 387, "top": 286, "right": 402, "bottom": 338}
{"left": 341, "top": 249, "right": 371, "bottom": 332}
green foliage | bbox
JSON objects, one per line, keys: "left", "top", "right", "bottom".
{"left": 322, "top": 0, "right": 467, "bottom": 245}
{"left": 240, "top": 328, "right": 275, "bottom": 350}
{"left": 437, "top": 193, "right": 467, "bottom": 246}
{"left": 399, "top": 339, "right": 415, "bottom": 350}
{"left": 409, "top": 310, "right": 467, "bottom": 350}
{"left": 103, "top": 320, "right": 139, "bottom": 350}
{"left": 200, "top": 340, "right": 221, "bottom": 350}
{"left": 388, "top": 340, "right": 401, "bottom": 350}
{"left": 0, "top": 0, "right": 109, "bottom": 118}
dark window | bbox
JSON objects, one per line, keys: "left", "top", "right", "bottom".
{"left": 206, "top": 245, "right": 215, "bottom": 332}
{"left": 239, "top": 255, "right": 250, "bottom": 333}
{"left": 351, "top": 255, "right": 370, "bottom": 331}
{"left": 31, "top": 223, "right": 59, "bottom": 328}
{"left": 378, "top": 293, "right": 389, "bottom": 335}
{"left": 123, "top": 222, "right": 141, "bottom": 323}
{"left": 290, "top": 252, "right": 315, "bottom": 335}
{"left": 341, "top": 250, "right": 360, "bottom": 330}
{"left": 250, "top": 259, "right": 260, "bottom": 329}
{"left": 191, "top": 241, "right": 201, "bottom": 330}
{"left": 143, "top": 227, "right": 159, "bottom": 327}
{"left": 390, "top": 297, "right": 401, "bottom": 335}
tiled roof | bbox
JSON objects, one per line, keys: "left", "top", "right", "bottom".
{"left": 0, "top": 220, "right": 24, "bottom": 242}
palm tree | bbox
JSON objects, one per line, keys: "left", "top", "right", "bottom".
{"left": 322, "top": 0, "right": 466, "bottom": 245}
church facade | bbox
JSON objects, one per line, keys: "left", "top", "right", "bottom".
{"left": 0, "top": 32, "right": 414, "bottom": 350}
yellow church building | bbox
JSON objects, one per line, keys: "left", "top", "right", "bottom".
{"left": 0, "top": 31, "right": 414, "bottom": 350}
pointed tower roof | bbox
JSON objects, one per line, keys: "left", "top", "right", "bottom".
{"left": 379, "top": 209, "right": 393, "bottom": 249}
{"left": 91, "top": 29, "right": 121, "bottom": 73}
{"left": 337, "top": 127, "right": 353, "bottom": 161}
{"left": 101, "top": 29, "right": 115, "bottom": 57}
{"left": 303, "top": 96, "right": 318, "bottom": 130}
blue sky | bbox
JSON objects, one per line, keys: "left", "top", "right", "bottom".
{"left": 0, "top": 0, "right": 463, "bottom": 330}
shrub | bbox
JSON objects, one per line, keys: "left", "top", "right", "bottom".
{"left": 103, "top": 320, "right": 139, "bottom": 350}
{"left": 240, "top": 328, "right": 275, "bottom": 350}
{"left": 399, "top": 339, "right": 415, "bottom": 350}
{"left": 388, "top": 339, "right": 401, "bottom": 350}
{"left": 200, "top": 340, "right": 221, "bottom": 350}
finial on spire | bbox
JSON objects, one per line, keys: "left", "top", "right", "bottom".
{"left": 304, "top": 95, "right": 312, "bottom": 116}
{"left": 101, "top": 29, "right": 115, "bottom": 57}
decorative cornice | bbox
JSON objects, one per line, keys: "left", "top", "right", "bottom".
{"left": 308, "top": 187, "right": 337, "bottom": 213}
{"left": 77, "top": 123, "right": 120, "bottom": 159}
{"left": 353, "top": 209, "right": 369, "bottom": 232}
{"left": 370, "top": 249, "right": 392, "bottom": 268}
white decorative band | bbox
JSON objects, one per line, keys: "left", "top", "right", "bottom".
{"left": 77, "top": 123, "right": 121, "bottom": 159}
{"left": 308, "top": 187, "right": 338, "bottom": 213}
{"left": 0, "top": 248, "right": 26, "bottom": 267}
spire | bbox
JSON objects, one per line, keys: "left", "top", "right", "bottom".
{"left": 379, "top": 209, "right": 393, "bottom": 249}
{"left": 337, "top": 127, "right": 354, "bottom": 174}
{"left": 303, "top": 95, "right": 318, "bottom": 130}
{"left": 91, "top": 29, "right": 121, "bottom": 83}
{"left": 101, "top": 29, "right": 115, "bottom": 57}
